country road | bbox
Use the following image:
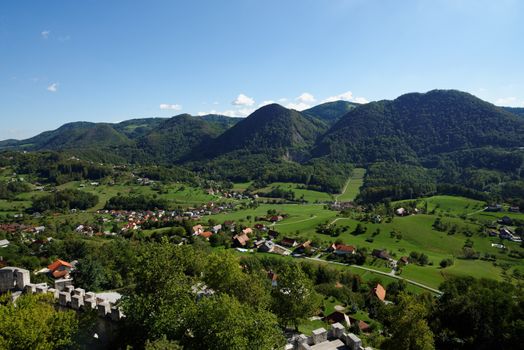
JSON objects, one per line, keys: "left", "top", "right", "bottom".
{"left": 334, "top": 176, "right": 352, "bottom": 203}
{"left": 328, "top": 217, "right": 352, "bottom": 226}
{"left": 304, "top": 257, "right": 443, "bottom": 295}
{"left": 270, "top": 215, "right": 318, "bottom": 227}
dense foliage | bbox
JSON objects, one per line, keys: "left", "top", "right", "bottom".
{"left": 105, "top": 194, "right": 168, "bottom": 210}
{"left": 32, "top": 189, "right": 98, "bottom": 212}
{"left": 0, "top": 293, "right": 78, "bottom": 349}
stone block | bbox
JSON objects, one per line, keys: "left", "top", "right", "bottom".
{"left": 64, "top": 285, "right": 75, "bottom": 294}
{"left": 58, "top": 291, "right": 71, "bottom": 306}
{"left": 345, "top": 333, "right": 362, "bottom": 350}
{"left": 24, "top": 283, "right": 36, "bottom": 294}
{"left": 297, "top": 344, "right": 312, "bottom": 350}
{"left": 332, "top": 322, "right": 345, "bottom": 338}
{"left": 14, "top": 268, "right": 30, "bottom": 289}
{"left": 71, "top": 295, "right": 84, "bottom": 310}
{"left": 35, "top": 285, "right": 48, "bottom": 294}
{"left": 110, "top": 307, "right": 124, "bottom": 321}
{"left": 84, "top": 298, "right": 97, "bottom": 309}
{"left": 0, "top": 267, "right": 16, "bottom": 292}
{"left": 85, "top": 292, "right": 96, "bottom": 300}
{"left": 73, "top": 288, "right": 85, "bottom": 297}
{"left": 311, "top": 328, "right": 327, "bottom": 344}
{"left": 97, "top": 301, "right": 111, "bottom": 317}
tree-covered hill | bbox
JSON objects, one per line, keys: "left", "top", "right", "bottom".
{"left": 10, "top": 122, "right": 134, "bottom": 151}
{"left": 303, "top": 100, "right": 358, "bottom": 125}
{"left": 314, "top": 90, "right": 524, "bottom": 164}
{"left": 202, "top": 103, "right": 326, "bottom": 160}
{"left": 137, "top": 114, "right": 241, "bottom": 163}
{"left": 504, "top": 106, "right": 524, "bottom": 118}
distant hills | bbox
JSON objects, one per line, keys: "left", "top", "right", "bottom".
{"left": 313, "top": 90, "right": 524, "bottom": 164}
{"left": 2, "top": 90, "right": 524, "bottom": 199}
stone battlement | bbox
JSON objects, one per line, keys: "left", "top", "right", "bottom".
{"left": 0, "top": 266, "right": 124, "bottom": 321}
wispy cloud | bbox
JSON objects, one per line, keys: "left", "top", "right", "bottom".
{"left": 232, "top": 93, "right": 255, "bottom": 106}
{"left": 159, "top": 103, "right": 182, "bottom": 111}
{"left": 47, "top": 82, "right": 58, "bottom": 92}
{"left": 286, "top": 92, "right": 316, "bottom": 111}
{"left": 297, "top": 92, "right": 316, "bottom": 104}
{"left": 495, "top": 96, "right": 524, "bottom": 107}
{"left": 197, "top": 108, "right": 254, "bottom": 118}
{"left": 258, "top": 100, "right": 275, "bottom": 107}
{"left": 41, "top": 30, "right": 50, "bottom": 39}
{"left": 322, "top": 91, "right": 369, "bottom": 104}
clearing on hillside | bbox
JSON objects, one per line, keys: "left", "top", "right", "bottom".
{"left": 336, "top": 168, "right": 366, "bottom": 202}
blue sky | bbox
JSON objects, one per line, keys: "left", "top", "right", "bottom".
{"left": 1, "top": 0, "right": 523, "bottom": 140}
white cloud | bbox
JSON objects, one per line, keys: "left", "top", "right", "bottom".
{"left": 198, "top": 108, "right": 254, "bottom": 118}
{"left": 41, "top": 30, "right": 50, "bottom": 39}
{"left": 232, "top": 93, "right": 255, "bottom": 106}
{"left": 278, "top": 98, "right": 288, "bottom": 103}
{"left": 159, "top": 103, "right": 182, "bottom": 111}
{"left": 47, "top": 82, "right": 58, "bottom": 92}
{"left": 352, "top": 96, "right": 369, "bottom": 104}
{"left": 286, "top": 102, "right": 312, "bottom": 111}
{"left": 284, "top": 93, "right": 317, "bottom": 111}
{"left": 322, "top": 90, "right": 369, "bottom": 104}
{"left": 297, "top": 92, "right": 316, "bottom": 103}
{"left": 258, "top": 100, "right": 275, "bottom": 107}
{"left": 495, "top": 96, "right": 524, "bottom": 107}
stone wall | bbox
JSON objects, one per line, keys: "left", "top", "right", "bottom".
{"left": 292, "top": 322, "right": 371, "bottom": 350}
{"left": 0, "top": 266, "right": 124, "bottom": 321}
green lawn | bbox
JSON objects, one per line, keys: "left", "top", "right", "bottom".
{"left": 232, "top": 182, "right": 252, "bottom": 192}
{"left": 337, "top": 168, "right": 365, "bottom": 202}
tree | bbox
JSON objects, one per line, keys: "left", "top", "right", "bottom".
{"left": 432, "top": 277, "right": 524, "bottom": 349}
{"left": 145, "top": 336, "right": 183, "bottom": 350}
{"left": 0, "top": 293, "right": 78, "bottom": 350}
{"left": 185, "top": 294, "right": 284, "bottom": 350}
{"left": 381, "top": 293, "right": 435, "bottom": 350}
{"left": 439, "top": 258, "right": 453, "bottom": 268}
{"left": 203, "top": 252, "right": 271, "bottom": 310}
{"left": 72, "top": 255, "right": 107, "bottom": 291}
{"left": 120, "top": 242, "right": 198, "bottom": 346}
{"left": 271, "top": 262, "right": 321, "bottom": 330}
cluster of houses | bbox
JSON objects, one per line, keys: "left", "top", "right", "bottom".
{"left": 394, "top": 207, "right": 419, "bottom": 216}
{"left": 485, "top": 204, "right": 521, "bottom": 213}
{"left": 498, "top": 226, "right": 522, "bottom": 243}
{"left": 0, "top": 223, "right": 45, "bottom": 235}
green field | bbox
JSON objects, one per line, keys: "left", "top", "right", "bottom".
{"left": 337, "top": 168, "right": 365, "bottom": 202}
{"left": 257, "top": 182, "right": 333, "bottom": 203}
{"left": 1, "top": 167, "right": 523, "bottom": 295}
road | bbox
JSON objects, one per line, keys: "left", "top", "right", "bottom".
{"left": 304, "top": 257, "right": 443, "bottom": 295}
{"left": 334, "top": 176, "right": 352, "bottom": 203}
{"left": 270, "top": 215, "right": 318, "bottom": 227}
{"left": 328, "top": 217, "right": 352, "bottom": 226}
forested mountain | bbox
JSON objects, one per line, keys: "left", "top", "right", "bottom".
{"left": 113, "top": 118, "right": 167, "bottom": 138}
{"left": 504, "top": 106, "right": 524, "bottom": 117}
{"left": 2, "top": 91, "right": 524, "bottom": 200}
{"left": 7, "top": 122, "right": 134, "bottom": 151}
{"left": 201, "top": 103, "right": 326, "bottom": 160}
{"left": 303, "top": 100, "right": 358, "bottom": 125}
{"left": 137, "top": 114, "right": 241, "bottom": 162}
{"left": 314, "top": 90, "right": 524, "bottom": 164}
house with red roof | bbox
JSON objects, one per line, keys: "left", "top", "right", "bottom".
{"left": 233, "top": 233, "right": 250, "bottom": 247}
{"left": 330, "top": 243, "right": 356, "bottom": 255}
{"left": 200, "top": 231, "right": 213, "bottom": 240}
{"left": 47, "top": 259, "right": 73, "bottom": 279}
{"left": 373, "top": 283, "right": 386, "bottom": 302}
